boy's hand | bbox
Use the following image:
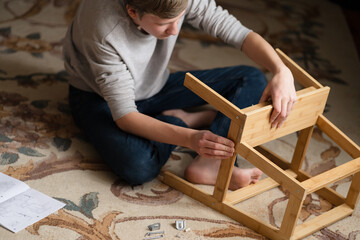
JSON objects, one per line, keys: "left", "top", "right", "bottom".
{"left": 259, "top": 66, "right": 297, "bottom": 128}
{"left": 190, "top": 130, "right": 235, "bottom": 159}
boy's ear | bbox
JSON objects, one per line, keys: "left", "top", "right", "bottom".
{"left": 126, "top": 4, "right": 138, "bottom": 20}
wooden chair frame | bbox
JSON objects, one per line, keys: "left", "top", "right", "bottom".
{"left": 163, "top": 49, "right": 360, "bottom": 240}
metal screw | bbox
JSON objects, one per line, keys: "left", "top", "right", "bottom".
{"left": 143, "top": 235, "right": 164, "bottom": 240}
{"left": 144, "top": 231, "right": 165, "bottom": 237}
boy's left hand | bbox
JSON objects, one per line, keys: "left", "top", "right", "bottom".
{"left": 259, "top": 66, "right": 297, "bottom": 128}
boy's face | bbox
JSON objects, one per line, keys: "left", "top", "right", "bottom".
{"left": 127, "top": 6, "right": 185, "bottom": 39}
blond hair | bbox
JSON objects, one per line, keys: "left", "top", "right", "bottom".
{"left": 125, "top": 0, "right": 188, "bottom": 19}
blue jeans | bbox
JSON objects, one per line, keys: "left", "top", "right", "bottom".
{"left": 68, "top": 66, "right": 267, "bottom": 186}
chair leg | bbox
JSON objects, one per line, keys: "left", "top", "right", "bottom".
{"left": 346, "top": 172, "right": 360, "bottom": 208}
{"left": 279, "top": 193, "right": 306, "bottom": 239}
{"left": 213, "top": 121, "right": 242, "bottom": 202}
{"left": 291, "top": 126, "right": 314, "bottom": 172}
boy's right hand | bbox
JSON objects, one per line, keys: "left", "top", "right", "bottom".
{"left": 189, "top": 130, "right": 235, "bottom": 159}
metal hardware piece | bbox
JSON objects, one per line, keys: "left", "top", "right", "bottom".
{"left": 175, "top": 220, "right": 186, "bottom": 230}
{"left": 144, "top": 231, "right": 164, "bottom": 237}
{"left": 148, "top": 222, "right": 160, "bottom": 231}
{"left": 143, "top": 234, "right": 164, "bottom": 240}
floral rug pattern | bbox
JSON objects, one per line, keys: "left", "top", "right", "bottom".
{"left": 0, "top": 0, "right": 359, "bottom": 239}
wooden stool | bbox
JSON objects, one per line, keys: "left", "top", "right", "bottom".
{"left": 163, "top": 49, "right": 360, "bottom": 240}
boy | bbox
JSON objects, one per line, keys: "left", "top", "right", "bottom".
{"left": 63, "top": 0, "right": 296, "bottom": 189}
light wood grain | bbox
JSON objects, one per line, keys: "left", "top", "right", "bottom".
{"left": 161, "top": 50, "right": 360, "bottom": 240}
{"left": 184, "top": 73, "right": 245, "bottom": 123}
{"left": 293, "top": 204, "right": 353, "bottom": 239}
{"left": 301, "top": 157, "right": 360, "bottom": 193}
{"left": 242, "top": 87, "right": 329, "bottom": 146}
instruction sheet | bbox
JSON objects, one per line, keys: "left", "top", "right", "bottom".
{"left": 0, "top": 172, "right": 65, "bottom": 233}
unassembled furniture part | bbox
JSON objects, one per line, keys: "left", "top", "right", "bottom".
{"left": 162, "top": 49, "right": 360, "bottom": 240}
{"left": 148, "top": 223, "right": 161, "bottom": 231}
{"left": 175, "top": 220, "right": 186, "bottom": 230}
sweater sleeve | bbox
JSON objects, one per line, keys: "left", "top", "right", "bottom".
{"left": 81, "top": 38, "right": 138, "bottom": 121}
{"left": 185, "top": 0, "right": 252, "bottom": 49}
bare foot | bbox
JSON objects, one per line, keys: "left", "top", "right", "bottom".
{"left": 229, "top": 168, "right": 263, "bottom": 190}
{"left": 184, "top": 156, "right": 262, "bottom": 191}
{"left": 162, "top": 109, "right": 217, "bottom": 129}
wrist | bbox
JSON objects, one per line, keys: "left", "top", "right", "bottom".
{"left": 272, "top": 63, "right": 290, "bottom": 75}
{"left": 183, "top": 128, "right": 197, "bottom": 149}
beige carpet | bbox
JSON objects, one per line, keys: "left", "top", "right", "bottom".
{"left": 0, "top": 0, "right": 359, "bottom": 239}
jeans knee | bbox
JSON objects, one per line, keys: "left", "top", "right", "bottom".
{"left": 241, "top": 66, "right": 267, "bottom": 97}
{"left": 111, "top": 153, "right": 161, "bottom": 186}
{"left": 245, "top": 66, "right": 267, "bottom": 86}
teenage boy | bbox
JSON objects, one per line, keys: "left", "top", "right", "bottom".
{"left": 63, "top": 0, "right": 297, "bottom": 189}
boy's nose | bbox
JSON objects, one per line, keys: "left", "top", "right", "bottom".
{"left": 166, "top": 22, "right": 179, "bottom": 36}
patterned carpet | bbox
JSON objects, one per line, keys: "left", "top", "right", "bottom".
{"left": 0, "top": 0, "right": 359, "bottom": 239}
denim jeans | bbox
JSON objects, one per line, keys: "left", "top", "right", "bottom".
{"left": 68, "top": 65, "right": 267, "bottom": 186}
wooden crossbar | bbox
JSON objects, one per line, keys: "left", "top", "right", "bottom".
{"left": 226, "top": 169, "right": 297, "bottom": 204}
{"left": 301, "top": 157, "right": 360, "bottom": 193}
{"left": 184, "top": 73, "right": 245, "bottom": 123}
{"left": 293, "top": 204, "right": 353, "bottom": 239}
{"left": 317, "top": 115, "right": 360, "bottom": 158}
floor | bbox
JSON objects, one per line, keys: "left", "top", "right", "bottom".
{"left": 338, "top": 2, "right": 360, "bottom": 59}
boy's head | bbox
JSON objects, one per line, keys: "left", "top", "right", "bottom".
{"left": 125, "top": 0, "right": 188, "bottom": 39}
{"left": 124, "top": 0, "right": 188, "bottom": 19}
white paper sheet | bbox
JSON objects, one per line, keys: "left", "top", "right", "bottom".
{"left": 0, "top": 173, "right": 65, "bottom": 233}
{"left": 0, "top": 172, "right": 30, "bottom": 204}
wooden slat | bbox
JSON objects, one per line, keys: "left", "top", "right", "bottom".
{"left": 317, "top": 115, "right": 360, "bottom": 158}
{"left": 255, "top": 146, "right": 290, "bottom": 170}
{"left": 221, "top": 203, "right": 281, "bottom": 240}
{"left": 242, "top": 86, "right": 316, "bottom": 113}
{"left": 163, "top": 171, "right": 216, "bottom": 206}
{"left": 164, "top": 171, "right": 281, "bottom": 240}
{"left": 279, "top": 194, "right": 306, "bottom": 238}
{"left": 255, "top": 146, "right": 346, "bottom": 206}
{"left": 242, "top": 87, "right": 329, "bottom": 146}
{"left": 291, "top": 126, "right": 314, "bottom": 171}
{"left": 301, "top": 157, "right": 360, "bottom": 194}
{"left": 184, "top": 73, "right": 245, "bottom": 123}
{"left": 296, "top": 170, "right": 345, "bottom": 206}
{"left": 213, "top": 121, "right": 242, "bottom": 202}
{"left": 276, "top": 48, "right": 323, "bottom": 89}
{"left": 237, "top": 143, "right": 306, "bottom": 200}
{"left": 293, "top": 204, "right": 353, "bottom": 240}
{"left": 226, "top": 170, "right": 297, "bottom": 205}
{"left": 345, "top": 172, "right": 360, "bottom": 208}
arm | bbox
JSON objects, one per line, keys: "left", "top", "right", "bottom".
{"left": 241, "top": 32, "right": 297, "bottom": 128}
{"left": 185, "top": 1, "right": 296, "bottom": 127}
{"left": 116, "top": 112, "right": 234, "bottom": 159}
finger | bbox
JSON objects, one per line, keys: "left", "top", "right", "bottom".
{"left": 201, "top": 148, "right": 234, "bottom": 159}
{"left": 202, "top": 141, "right": 234, "bottom": 154}
{"left": 271, "top": 97, "right": 288, "bottom": 128}
{"left": 288, "top": 97, "right": 296, "bottom": 114}
{"left": 205, "top": 133, "right": 234, "bottom": 147}
{"left": 277, "top": 98, "right": 289, "bottom": 128}
{"left": 278, "top": 101, "right": 293, "bottom": 129}
{"left": 270, "top": 99, "right": 281, "bottom": 126}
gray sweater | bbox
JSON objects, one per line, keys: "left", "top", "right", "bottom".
{"left": 63, "top": 0, "right": 251, "bottom": 120}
